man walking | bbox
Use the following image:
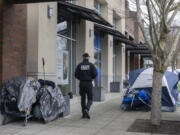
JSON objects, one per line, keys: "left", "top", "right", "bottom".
{"left": 75, "top": 53, "right": 97, "bottom": 119}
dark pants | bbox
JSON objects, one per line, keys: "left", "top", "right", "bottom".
{"left": 79, "top": 81, "right": 93, "bottom": 115}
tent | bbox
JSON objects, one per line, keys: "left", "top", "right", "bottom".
{"left": 167, "top": 67, "right": 180, "bottom": 75}
{"left": 121, "top": 68, "right": 179, "bottom": 112}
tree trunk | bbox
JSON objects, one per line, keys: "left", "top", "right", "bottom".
{"left": 151, "top": 69, "right": 164, "bottom": 125}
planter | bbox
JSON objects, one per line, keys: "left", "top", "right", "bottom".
{"left": 62, "top": 95, "right": 70, "bottom": 117}
{"left": 110, "top": 82, "right": 121, "bottom": 92}
{"left": 93, "top": 87, "right": 105, "bottom": 102}
{"left": 58, "top": 85, "right": 69, "bottom": 96}
{"left": 123, "top": 80, "right": 129, "bottom": 89}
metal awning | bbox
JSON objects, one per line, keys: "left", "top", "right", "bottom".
{"left": 126, "top": 44, "right": 149, "bottom": 51}
{"left": 58, "top": 1, "right": 112, "bottom": 27}
{"left": 126, "top": 44, "right": 151, "bottom": 55}
{"left": 141, "top": 54, "right": 152, "bottom": 57}
{"left": 126, "top": 44, "right": 149, "bottom": 50}
{"left": 7, "top": 0, "right": 66, "bottom": 4}
{"left": 95, "top": 24, "right": 124, "bottom": 38}
{"left": 129, "top": 50, "right": 151, "bottom": 54}
{"left": 94, "top": 24, "right": 137, "bottom": 46}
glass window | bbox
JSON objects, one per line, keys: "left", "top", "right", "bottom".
{"left": 113, "top": 18, "right": 117, "bottom": 30}
{"left": 94, "top": 32, "right": 102, "bottom": 87}
{"left": 57, "top": 20, "right": 77, "bottom": 95}
{"left": 68, "top": 0, "right": 77, "bottom": 4}
{"left": 94, "top": 0, "right": 101, "bottom": 15}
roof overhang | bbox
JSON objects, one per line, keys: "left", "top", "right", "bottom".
{"left": 95, "top": 24, "right": 137, "bottom": 46}
{"left": 126, "top": 44, "right": 152, "bottom": 55}
{"left": 58, "top": 1, "right": 112, "bottom": 27}
{"left": 141, "top": 54, "right": 152, "bottom": 57}
{"left": 129, "top": 50, "right": 151, "bottom": 54}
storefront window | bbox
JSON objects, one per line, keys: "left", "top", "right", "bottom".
{"left": 57, "top": 20, "right": 77, "bottom": 95}
{"left": 94, "top": 0, "right": 102, "bottom": 15}
{"left": 68, "top": 0, "right": 77, "bottom": 4}
{"left": 113, "top": 18, "right": 118, "bottom": 30}
{"left": 94, "top": 32, "right": 102, "bottom": 87}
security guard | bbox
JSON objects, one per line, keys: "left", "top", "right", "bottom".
{"left": 75, "top": 53, "right": 97, "bottom": 119}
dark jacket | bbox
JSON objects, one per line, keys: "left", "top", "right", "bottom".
{"left": 75, "top": 59, "right": 97, "bottom": 82}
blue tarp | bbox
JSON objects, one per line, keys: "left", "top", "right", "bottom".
{"left": 122, "top": 68, "right": 179, "bottom": 111}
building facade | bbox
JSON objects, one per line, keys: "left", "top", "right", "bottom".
{"left": 0, "top": 0, "right": 146, "bottom": 96}
{"left": 26, "top": 0, "right": 126, "bottom": 95}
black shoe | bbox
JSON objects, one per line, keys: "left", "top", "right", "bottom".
{"left": 84, "top": 109, "right": 90, "bottom": 119}
{"left": 81, "top": 114, "right": 86, "bottom": 119}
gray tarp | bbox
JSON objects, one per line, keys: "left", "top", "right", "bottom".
{"left": 38, "top": 86, "right": 66, "bottom": 123}
{"left": 1, "top": 78, "right": 66, "bottom": 123}
{"left": 1, "top": 78, "right": 40, "bottom": 112}
{"left": 18, "top": 79, "right": 40, "bottom": 111}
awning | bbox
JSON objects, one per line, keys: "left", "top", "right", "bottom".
{"left": 126, "top": 44, "right": 151, "bottom": 55}
{"left": 141, "top": 54, "right": 152, "bottom": 57}
{"left": 94, "top": 24, "right": 137, "bottom": 46}
{"left": 7, "top": 0, "right": 66, "bottom": 4}
{"left": 128, "top": 50, "right": 151, "bottom": 54}
{"left": 58, "top": 1, "right": 112, "bottom": 27}
{"left": 126, "top": 44, "right": 149, "bottom": 51}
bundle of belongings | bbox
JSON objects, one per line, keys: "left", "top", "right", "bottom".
{"left": 121, "top": 68, "right": 179, "bottom": 112}
{"left": 1, "top": 77, "right": 66, "bottom": 126}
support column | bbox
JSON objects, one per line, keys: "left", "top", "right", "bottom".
{"left": 27, "top": 3, "right": 57, "bottom": 82}
{"left": 77, "top": 20, "right": 86, "bottom": 64}
{"left": 84, "top": 21, "right": 94, "bottom": 63}
{"left": 130, "top": 53, "right": 135, "bottom": 71}
{"left": 140, "top": 56, "right": 144, "bottom": 68}
{"left": 77, "top": 20, "right": 94, "bottom": 63}
{"left": 134, "top": 54, "right": 140, "bottom": 69}
{"left": 101, "top": 35, "right": 113, "bottom": 92}
{"left": 77, "top": 0, "right": 94, "bottom": 63}
{"left": 101, "top": 4, "right": 114, "bottom": 92}
{"left": 116, "top": 43, "right": 125, "bottom": 90}
{"left": 125, "top": 50, "right": 130, "bottom": 75}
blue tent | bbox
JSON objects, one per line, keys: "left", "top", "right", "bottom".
{"left": 121, "top": 68, "right": 179, "bottom": 112}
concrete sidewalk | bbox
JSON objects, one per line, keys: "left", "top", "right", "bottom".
{"left": 0, "top": 93, "right": 180, "bottom": 135}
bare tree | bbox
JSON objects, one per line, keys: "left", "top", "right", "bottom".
{"left": 132, "top": 0, "right": 180, "bottom": 125}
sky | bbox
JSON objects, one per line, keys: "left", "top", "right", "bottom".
{"left": 128, "top": 0, "right": 180, "bottom": 27}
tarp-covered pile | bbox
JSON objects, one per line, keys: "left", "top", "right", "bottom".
{"left": 1, "top": 77, "right": 66, "bottom": 123}
{"left": 121, "top": 68, "right": 179, "bottom": 112}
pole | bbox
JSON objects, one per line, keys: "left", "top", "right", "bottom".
{"left": 42, "top": 57, "right": 46, "bottom": 88}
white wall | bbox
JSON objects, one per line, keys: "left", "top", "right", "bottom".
{"left": 77, "top": 0, "right": 95, "bottom": 64}
{"left": 27, "top": 2, "right": 57, "bottom": 82}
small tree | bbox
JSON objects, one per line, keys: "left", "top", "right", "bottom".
{"left": 134, "top": 0, "right": 180, "bottom": 125}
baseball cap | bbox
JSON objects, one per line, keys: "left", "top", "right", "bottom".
{"left": 82, "top": 53, "right": 90, "bottom": 57}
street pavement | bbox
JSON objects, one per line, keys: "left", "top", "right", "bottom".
{"left": 0, "top": 92, "right": 180, "bottom": 135}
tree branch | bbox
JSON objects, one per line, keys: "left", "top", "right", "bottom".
{"left": 149, "top": 0, "right": 160, "bottom": 18}
{"left": 166, "top": 0, "right": 175, "bottom": 12}
{"left": 136, "top": 0, "right": 153, "bottom": 50}
{"left": 167, "top": 10, "right": 178, "bottom": 25}
{"left": 165, "top": 27, "right": 180, "bottom": 66}
{"left": 169, "top": 2, "right": 180, "bottom": 11}
{"left": 146, "top": 0, "right": 156, "bottom": 45}
{"left": 154, "top": 0, "right": 163, "bottom": 14}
